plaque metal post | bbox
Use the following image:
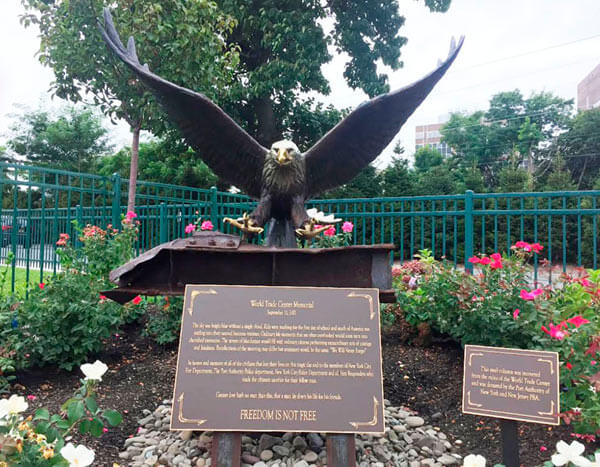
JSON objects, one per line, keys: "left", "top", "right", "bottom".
{"left": 211, "top": 432, "right": 242, "bottom": 467}
{"left": 327, "top": 433, "right": 356, "bottom": 467}
{"left": 500, "top": 419, "right": 519, "bottom": 467}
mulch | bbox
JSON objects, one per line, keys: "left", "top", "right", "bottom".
{"left": 10, "top": 317, "right": 596, "bottom": 466}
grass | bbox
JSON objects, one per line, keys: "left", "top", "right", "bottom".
{"left": 0, "top": 266, "right": 50, "bottom": 296}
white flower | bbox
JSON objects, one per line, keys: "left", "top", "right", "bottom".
{"left": 80, "top": 360, "right": 108, "bottom": 381}
{"left": 0, "top": 395, "right": 28, "bottom": 419}
{"left": 591, "top": 385, "right": 597, "bottom": 394}
{"left": 551, "top": 440, "right": 588, "bottom": 466}
{"left": 306, "top": 208, "right": 341, "bottom": 224}
{"left": 462, "top": 453, "right": 486, "bottom": 467}
{"left": 60, "top": 443, "right": 95, "bottom": 467}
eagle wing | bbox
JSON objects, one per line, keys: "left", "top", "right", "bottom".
{"left": 98, "top": 8, "right": 267, "bottom": 199}
{"left": 304, "top": 36, "right": 464, "bottom": 198}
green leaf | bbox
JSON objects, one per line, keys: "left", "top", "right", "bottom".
{"left": 85, "top": 396, "right": 98, "bottom": 414}
{"left": 34, "top": 407, "right": 50, "bottom": 421}
{"left": 36, "top": 421, "right": 49, "bottom": 434}
{"left": 55, "top": 420, "right": 71, "bottom": 430}
{"left": 79, "top": 418, "right": 91, "bottom": 435}
{"left": 67, "top": 400, "right": 85, "bottom": 422}
{"left": 90, "top": 418, "right": 104, "bottom": 437}
{"left": 103, "top": 409, "right": 123, "bottom": 427}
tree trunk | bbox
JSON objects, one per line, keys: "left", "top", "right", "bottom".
{"left": 254, "top": 96, "right": 280, "bottom": 147}
{"left": 127, "top": 124, "right": 141, "bottom": 213}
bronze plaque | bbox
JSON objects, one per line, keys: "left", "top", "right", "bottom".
{"left": 462, "top": 345, "right": 560, "bottom": 425}
{"left": 171, "top": 285, "right": 385, "bottom": 433}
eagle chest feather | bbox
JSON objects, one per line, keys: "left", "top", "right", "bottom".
{"left": 262, "top": 156, "right": 306, "bottom": 197}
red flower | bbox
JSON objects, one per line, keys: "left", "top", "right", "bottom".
{"left": 479, "top": 257, "right": 491, "bottom": 265}
{"left": 514, "top": 241, "right": 529, "bottom": 249}
{"left": 468, "top": 256, "right": 480, "bottom": 264}
{"left": 324, "top": 226, "right": 336, "bottom": 237}
{"left": 39, "top": 283, "right": 45, "bottom": 290}
{"left": 513, "top": 309, "right": 520, "bottom": 319}
{"left": 132, "top": 295, "right": 142, "bottom": 305}
{"left": 99, "top": 294, "right": 107, "bottom": 301}
{"left": 530, "top": 243, "right": 544, "bottom": 253}
{"left": 566, "top": 362, "right": 573, "bottom": 370}
{"left": 540, "top": 446, "right": 547, "bottom": 452}
{"left": 566, "top": 316, "right": 590, "bottom": 328}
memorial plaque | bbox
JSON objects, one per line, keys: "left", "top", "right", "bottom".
{"left": 462, "top": 345, "right": 560, "bottom": 425}
{"left": 171, "top": 285, "right": 385, "bottom": 433}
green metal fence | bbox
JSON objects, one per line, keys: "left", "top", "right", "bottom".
{"left": 2, "top": 162, "right": 600, "bottom": 294}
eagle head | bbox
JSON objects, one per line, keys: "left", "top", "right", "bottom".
{"left": 270, "top": 140, "right": 300, "bottom": 166}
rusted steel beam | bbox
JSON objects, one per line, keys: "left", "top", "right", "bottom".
{"left": 211, "top": 432, "right": 241, "bottom": 467}
{"left": 327, "top": 433, "right": 356, "bottom": 467}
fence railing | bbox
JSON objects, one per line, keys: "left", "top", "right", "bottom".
{"left": 2, "top": 162, "right": 599, "bottom": 294}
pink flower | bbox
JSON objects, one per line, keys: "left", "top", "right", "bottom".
{"left": 342, "top": 221, "right": 354, "bottom": 233}
{"left": 184, "top": 223, "right": 196, "bottom": 234}
{"left": 513, "top": 309, "right": 520, "bottom": 319}
{"left": 39, "top": 283, "right": 45, "bottom": 290}
{"left": 324, "top": 226, "right": 336, "bottom": 237}
{"left": 581, "top": 278, "right": 592, "bottom": 287}
{"left": 592, "top": 360, "right": 597, "bottom": 366}
{"left": 514, "top": 241, "right": 529, "bottom": 249}
{"left": 540, "top": 446, "right": 547, "bottom": 452}
{"left": 132, "top": 295, "right": 142, "bottom": 305}
{"left": 479, "top": 257, "right": 491, "bottom": 265}
{"left": 567, "top": 316, "right": 590, "bottom": 328}
{"left": 468, "top": 256, "right": 481, "bottom": 264}
{"left": 103, "top": 427, "right": 109, "bottom": 433}
{"left": 541, "top": 322, "right": 568, "bottom": 340}
{"left": 200, "top": 220, "right": 213, "bottom": 231}
{"left": 99, "top": 294, "right": 107, "bottom": 301}
{"left": 126, "top": 211, "right": 137, "bottom": 221}
{"left": 566, "top": 362, "right": 573, "bottom": 370}
{"left": 27, "top": 395, "right": 36, "bottom": 401}
{"left": 490, "top": 258, "right": 503, "bottom": 269}
{"left": 520, "top": 288, "right": 543, "bottom": 300}
{"left": 490, "top": 253, "right": 502, "bottom": 261}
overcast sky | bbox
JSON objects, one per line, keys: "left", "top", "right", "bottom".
{"left": 2, "top": 0, "right": 600, "bottom": 167}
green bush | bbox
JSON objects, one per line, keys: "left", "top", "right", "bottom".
{"left": 6, "top": 218, "right": 142, "bottom": 371}
{"left": 144, "top": 296, "right": 183, "bottom": 345}
{"left": 395, "top": 245, "right": 600, "bottom": 435}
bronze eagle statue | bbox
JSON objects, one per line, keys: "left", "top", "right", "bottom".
{"left": 99, "top": 9, "right": 463, "bottom": 247}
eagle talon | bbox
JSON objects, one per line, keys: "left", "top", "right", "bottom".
{"left": 295, "top": 219, "right": 331, "bottom": 239}
{"left": 223, "top": 212, "right": 264, "bottom": 235}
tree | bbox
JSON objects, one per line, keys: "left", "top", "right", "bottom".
{"left": 215, "top": 0, "right": 452, "bottom": 149}
{"left": 97, "top": 139, "right": 218, "bottom": 189}
{"left": 7, "top": 105, "right": 111, "bottom": 172}
{"left": 556, "top": 109, "right": 600, "bottom": 189}
{"left": 381, "top": 157, "right": 416, "bottom": 197}
{"left": 414, "top": 146, "right": 444, "bottom": 173}
{"left": 21, "top": 0, "right": 239, "bottom": 210}
{"left": 441, "top": 90, "right": 573, "bottom": 188}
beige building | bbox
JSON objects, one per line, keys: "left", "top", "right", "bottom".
{"left": 415, "top": 122, "right": 451, "bottom": 157}
{"left": 577, "top": 63, "right": 600, "bottom": 110}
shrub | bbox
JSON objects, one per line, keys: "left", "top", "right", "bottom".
{"left": 395, "top": 244, "right": 600, "bottom": 435}
{"left": 144, "top": 296, "right": 183, "bottom": 345}
{"left": 8, "top": 217, "right": 141, "bottom": 371}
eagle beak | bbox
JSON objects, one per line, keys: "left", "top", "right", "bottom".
{"left": 276, "top": 148, "right": 292, "bottom": 165}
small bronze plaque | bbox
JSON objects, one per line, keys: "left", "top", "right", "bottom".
{"left": 462, "top": 345, "right": 560, "bottom": 425}
{"left": 171, "top": 285, "right": 385, "bottom": 433}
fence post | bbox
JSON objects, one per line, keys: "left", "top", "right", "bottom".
{"left": 210, "top": 186, "right": 218, "bottom": 229}
{"left": 112, "top": 173, "right": 121, "bottom": 229}
{"left": 160, "top": 202, "right": 168, "bottom": 244}
{"left": 464, "top": 190, "right": 474, "bottom": 273}
{"left": 75, "top": 205, "right": 83, "bottom": 248}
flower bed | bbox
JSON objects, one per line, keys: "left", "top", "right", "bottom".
{"left": 394, "top": 243, "right": 600, "bottom": 437}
